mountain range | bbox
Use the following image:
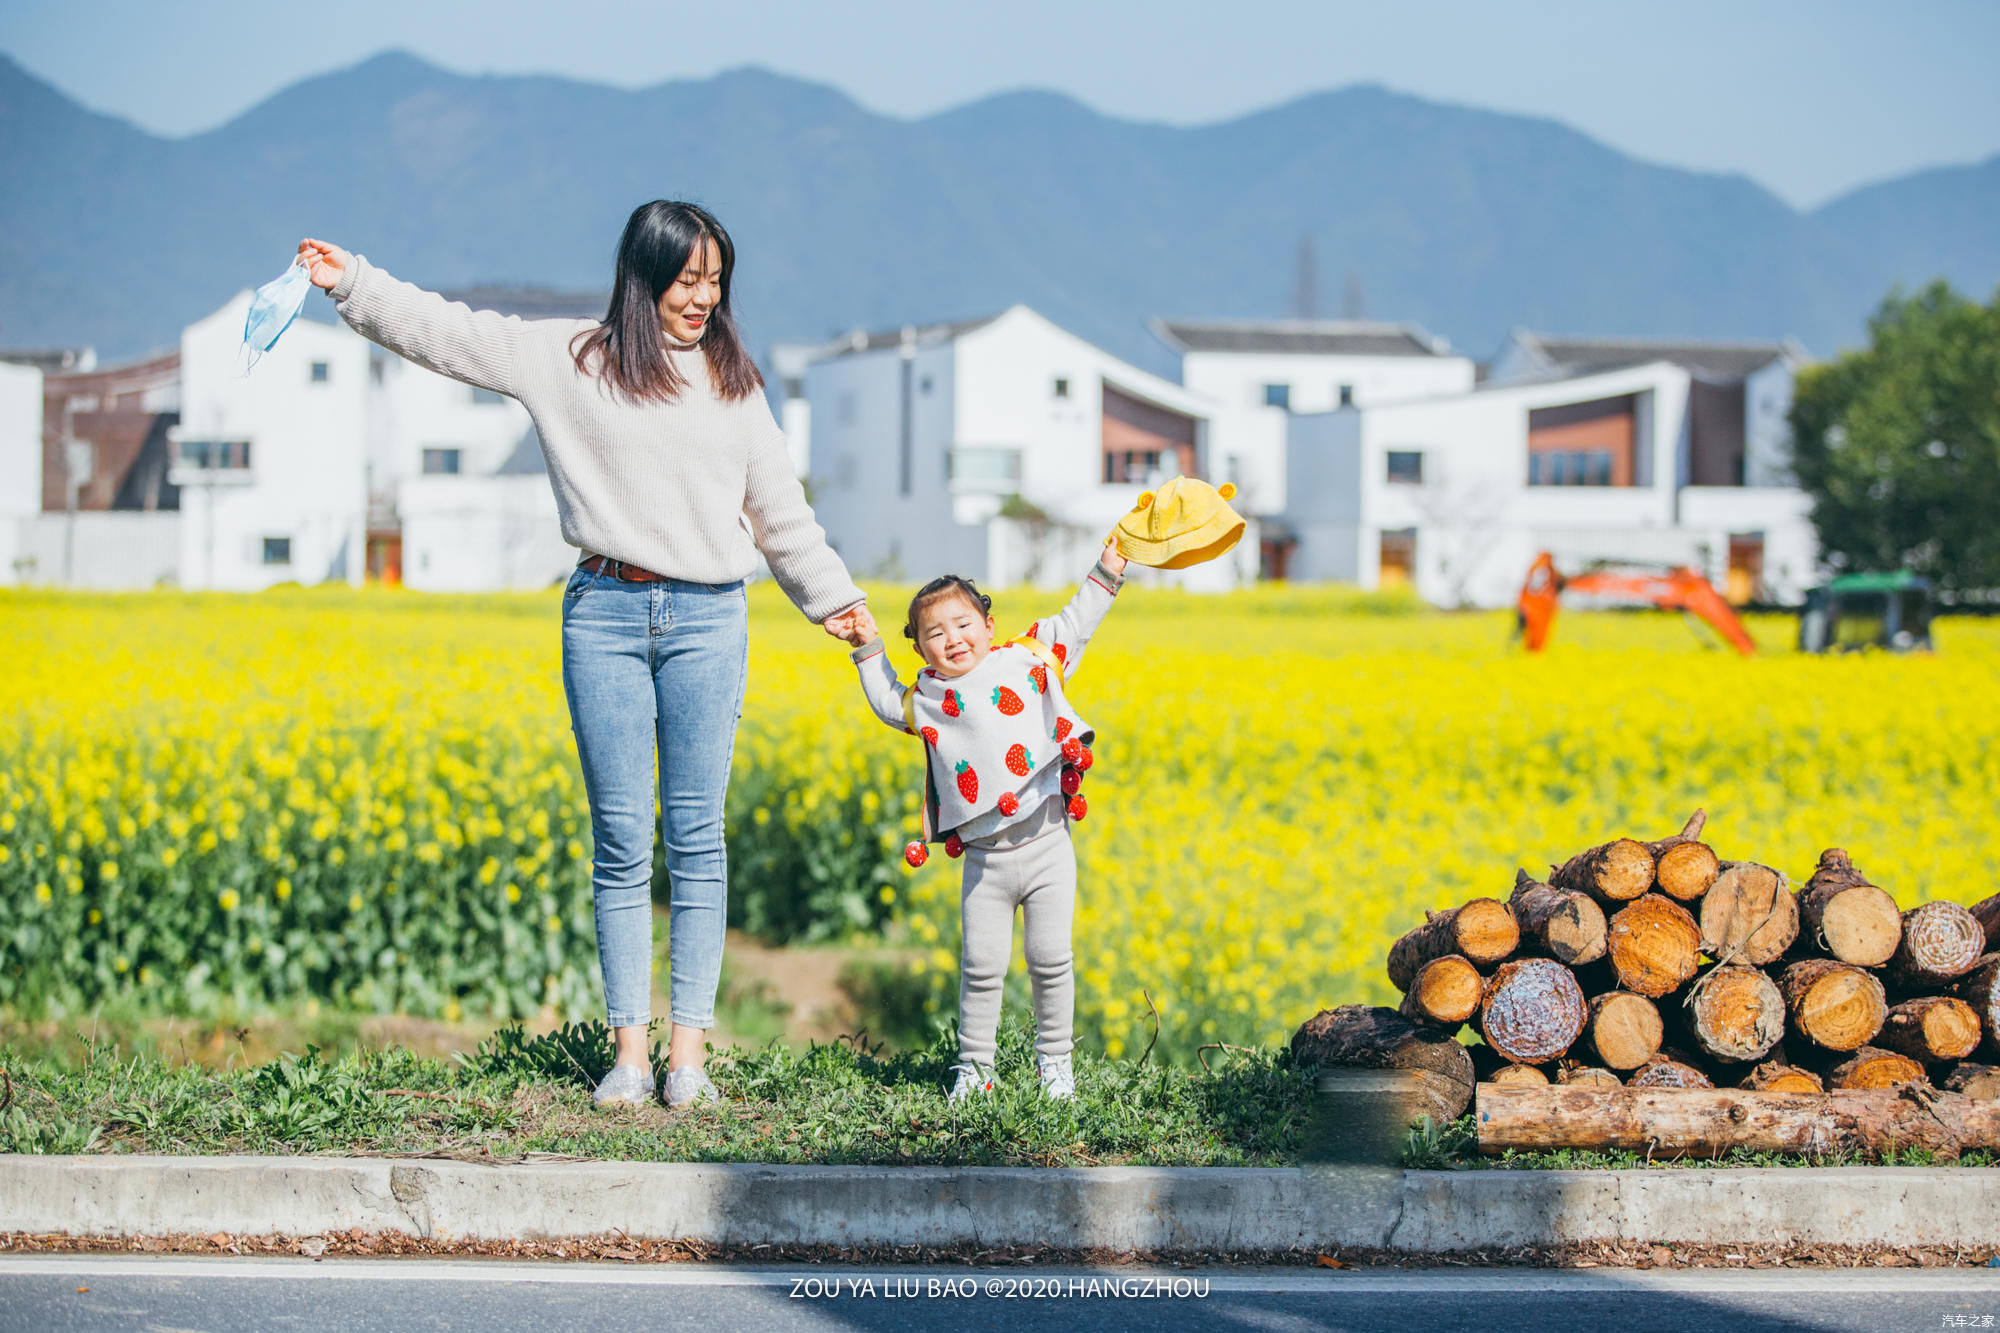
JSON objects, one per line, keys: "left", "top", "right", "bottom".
{"left": 3, "top": 50, "right": 1996, "bottom": 373}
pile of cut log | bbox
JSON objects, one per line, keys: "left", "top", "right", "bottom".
{"left": 1292, "top": 810, "right": 2000, "bottom": 1157}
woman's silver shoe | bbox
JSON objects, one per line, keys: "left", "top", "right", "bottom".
{"left": 591, "top": 1064, "right": 656, "bottom": 1108}
{"left": 664, "top": 1065, "right": 720, "bottom": 1108}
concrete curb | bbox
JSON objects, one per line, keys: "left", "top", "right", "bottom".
{"left": 1, "top": 1157, "right": 1994, "bottom": 1252}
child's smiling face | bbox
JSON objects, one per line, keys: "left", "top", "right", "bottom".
{"left": 914, "top": 590, "right": 996, "bottom": 678}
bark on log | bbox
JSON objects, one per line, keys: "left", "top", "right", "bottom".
{"left": 1556, "top": 1064, "right": 1624, "bottom": 1087}
{"left": 1290, "top": 1005, "right": 1475, "bottom": 1123}
{"left": 1877, "top": 995, "right": 1983, "bottom": 1064}
{"left": 1508, "top": 869, "right": 1608, "bottom": 967}
{"left": 1699, "top": 861, "right": 1800, "bottom": 967}
{"left": 1387, "top": 899, "right": 1520, "bottom": 992}
{"left": 1487, "top": 1063, "right": 1550, "bottom": 1087}
{"left": 1577, "top": 991, "right": 1665, "bottom": 1071}
{"left": 1955, "top": 955, "right": 2000, "bottom": 1059}
{"left": 1942, "top": 1063, "right": 2000, "bottom": 1099}
{"left": 1474, "top": 1084, "right": 2000, "bottom": 1158}
{"left": 1780, "top": 958, "right": 1888, "bottom": 1052}
{"left": 1605, "top": 894, "right": 1703, "bottom": 997}
{"left": 1647, "top": 809, "right": 1721, "bottom": 902}
{"left": 1888, "top": 902, "right": 1986, "bottom": 988}
{"left": 1972, "top": 894, "right": 2000, "bottom": 952}
{"left": 1630, "top": 1057, "right": 1715, "bottom": 1089}
{"left": 1550, "top": 836, "right": 1656, "bottom": 905}
{"left": 1826, "top": 1046, "right": 1927, "bottom": 1091}
{"left": 1796, "top": 848, "right": 1902, "bottom": 967}
{"left": 1681, "top": 965, "right": 1786, "bottom": 1063}
{"left": 1478, "top": 958, "right": 1587, "bottom": 1064}
{"left": 1739, "top": 1062, "right": 1824, "bottom": 1094}
{"left": 1397, "top": 954, "right": 1484, "bottom": 1029}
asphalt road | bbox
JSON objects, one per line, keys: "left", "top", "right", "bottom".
{"left": 3, "top": 1257, "right": 1998, "bottom": 1332}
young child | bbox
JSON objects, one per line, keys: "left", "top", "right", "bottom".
{"left": 839, "top": 543, "right": 1127, "bottom": 1100}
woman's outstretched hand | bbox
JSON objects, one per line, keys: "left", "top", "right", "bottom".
{"left": 297, "top": 238, "right": 352, "bottom": 291}
{"left": 823, "top": 603, "right": 877, "bottom": 647}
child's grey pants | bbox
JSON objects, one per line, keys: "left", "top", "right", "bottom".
{"left": 957, "top": 799, "right": 1075, "bottom": 1068}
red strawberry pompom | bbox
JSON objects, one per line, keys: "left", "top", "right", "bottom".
{"left": 904, "top": 841, "right": 928, "bottom": 868}
{"left": 1061, "top": 738, "right": 1083, "bottom": 765}
{"left": 945, "top": 833, "right": 965, "bottom": 858}
{"left": 1076, "top": 745, "right": 1094, "bottom": 773}
{"left": 997, "top": 791, "right": 1019, "bottom": 817}
{"left": 1060, "top": 766, "right": 1081, "bottom": 796}
{"left": 1067, "top": 794, "right": 1087, "bottom": 821}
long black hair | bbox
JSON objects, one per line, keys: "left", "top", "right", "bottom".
{"left": 570, "top": 200, "right": 763, "bottom": 403}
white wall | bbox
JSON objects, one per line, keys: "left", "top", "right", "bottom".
{"left": 1679, "top": 486, "right": 1819, "bottom": 604}
{"left": 7, "top": 512, "right": 181, "bottom": 589}
{"left": 398, "top": 475, "right": 575, "bottom": 592}
{"left": 1743, "top": 358, "right": 1797, "bottom": 488}
{"left": 373, "top": 355, "right": 535, "bottom": 489}
{"left": 1181, "top": 348, "right": 1476, "bottom": 415}
{"left": 176, "top": 293, "right": 371, "bottom": 590}
{"left": 0, "top": 361, "right": 41, "bottom": 520}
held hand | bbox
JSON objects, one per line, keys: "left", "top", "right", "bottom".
{"left": 297, "top": 238, "right": 352, "bottom": 292}
{"left": 1101, "top": 539, "right": 1128, "bottom": 575}
{"left": 823, "top": 603, "right": 877, "bottom": 647}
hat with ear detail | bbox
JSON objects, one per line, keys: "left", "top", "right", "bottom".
{"left": 1108, "top": 476, "right": 1246, "bottom": 569}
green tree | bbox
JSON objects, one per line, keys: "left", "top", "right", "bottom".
{"left": 1790, "top": 282, "right": 2000, "bottom": 592}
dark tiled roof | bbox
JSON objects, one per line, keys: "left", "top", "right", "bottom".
{"left": 1154, "top": 320, "right": 1448, "bottom": 357}
{"left": 817, "top": 314, "right": 1004, "bottom": 359}
{"left": 440, "top": 287, "right": 609, "bottom": 321}
{"left": 1525, "top": 335, "right": 1788, "bottom": 382}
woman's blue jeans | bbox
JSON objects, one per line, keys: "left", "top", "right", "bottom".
{"left": 560, "top": 565, "right": 748, "bottom": 1030}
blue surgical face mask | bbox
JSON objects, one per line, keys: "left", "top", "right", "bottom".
{"left": 243, "top": 261, "right": 313, "bottom": 366}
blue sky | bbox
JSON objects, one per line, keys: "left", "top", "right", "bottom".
{"left": 4, "top": 0, "right": 1997, "bottom": 208}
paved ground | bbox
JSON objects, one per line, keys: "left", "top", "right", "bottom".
{"left": 4, "top": 1257, "right": 1999, "bottom": 1332}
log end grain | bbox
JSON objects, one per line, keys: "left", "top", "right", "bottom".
{"left": 1555, "top": 1064, "right": 1624, "bottom": 1087}
{"left": 1403, "top": 955, "right": 1484, "bottom": 1027}
{"left": 1583, "top": 991, "right": 1665, "bottom": 1071}
{"left": 1607, "top": 894, "right": 1703, "bottom": 997}
{"left": 1782, "top": 959, "right": 1889, "bottom": 1052}
{"left": 1457, "top": 897, "right": 1523, "bottom": 966}
{"left": 1740, "top": 1061, "right": 1825, "bottom": 1094}
{"left": 1892, "top": 902, "right": 1987, "bottom": 986}
{"left": 1943, "top": 1062, "right": 2000, "bottom": 1100}
{"left": 1880, "top": 996, "right": 1983, "bottom": 1064}
{"left": 1630, "top": 1059, "right": 1715, "bottom": 1090}
{"left": 1687, "top": 965, "right": 1787, "bottom": 1063}
{"left": 1479, "top": 959, "right": 1587, "bottom": 1065}
{"left": 1699, "top": 862, "right": 1799, "bottom": 967}
{"left": 1827, "top": 1046, "right": 1927, "bottom": 1091}
{"left": 1655, "top": 841, "right": 1722, "bottom": 902}
{"left": 1487, "top": 1063, "right": 1550, "bottom": 1087}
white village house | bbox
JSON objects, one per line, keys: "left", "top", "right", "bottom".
{"left": 1278, "top": 332, "right": 1816, "bottom": 607}
{"left": 802, "top": 306, "right": 1261, "bottom": 592}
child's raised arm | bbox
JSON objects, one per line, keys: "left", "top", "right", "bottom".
{"left": 1028, "top": 542, "right": 1127, "bottom": 680}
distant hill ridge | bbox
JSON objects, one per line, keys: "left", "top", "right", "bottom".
{"left": 1, "top": 49, "right": 1995, "bottom": 369}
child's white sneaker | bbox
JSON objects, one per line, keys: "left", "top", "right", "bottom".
{"left": 1037, "top": 1054, "right": 1075, "bottom": 1100}
{"left": 947, "top": 1062, "right": 995, "bottom": 1102}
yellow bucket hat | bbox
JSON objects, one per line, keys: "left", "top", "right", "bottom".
{"left": 1109, "top": 476, "right": 1246, "bottom": 570}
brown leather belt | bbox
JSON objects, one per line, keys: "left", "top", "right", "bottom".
{"left": 578, "top": 555, "right": 670, "bottom": 583}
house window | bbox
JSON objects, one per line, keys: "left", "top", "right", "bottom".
{"left": 1053, "top": 377, "right": 1070, "bottom": 399}
{"left": 1386, "top": 451, "right": 1424, "bottom": 485}
{"left": 1528, "top": 450, "right": 1614, "bottom": 486}
{"left": 1339, "top": 384, "right": 1354, "bottom": 407}
{"left": 309, "top": 361, "right": 329, "bottom": 383}
{"left": 1379, "top": 528, "right": 1416, "bottom": 586}
{"left": 470, "top": 386, "right": 505, "bottom": 405}
{"left": 1103, "top": 450, "right": 1165, "bottom": 485}
{"left": 179, "top": 439, "right": 251, "bottom": 469}
{"left": 1263, "top": 383, "right": 1291, "bottom": 410}
{"left": 422, "top": 448, "right": 463, "bottom": 475}
{"left": 262, "top": 537, "right": 292, "bottom": 566}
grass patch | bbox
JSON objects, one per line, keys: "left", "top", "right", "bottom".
{"left": 0, "top": 1016, "right": 1309, "bottom": 1167}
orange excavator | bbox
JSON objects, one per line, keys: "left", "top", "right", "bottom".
{"left": 1516, "top": 551, "right": 1756, "bottom": 657}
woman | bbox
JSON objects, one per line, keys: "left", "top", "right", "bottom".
{"left": 299, "top": 202, "right": 874, "bottom": 1108}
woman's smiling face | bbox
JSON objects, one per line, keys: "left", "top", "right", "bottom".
{"left": 656, "top": 236, "right": 721, "bottom": 344}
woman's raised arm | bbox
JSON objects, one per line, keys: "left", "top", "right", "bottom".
{"left": 298, "top": 238, "right": 524, "bottom": 399}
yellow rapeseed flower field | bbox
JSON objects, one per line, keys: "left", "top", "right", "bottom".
{"left": 2, "top": 584, "right": 1996, "bottom": 1062}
